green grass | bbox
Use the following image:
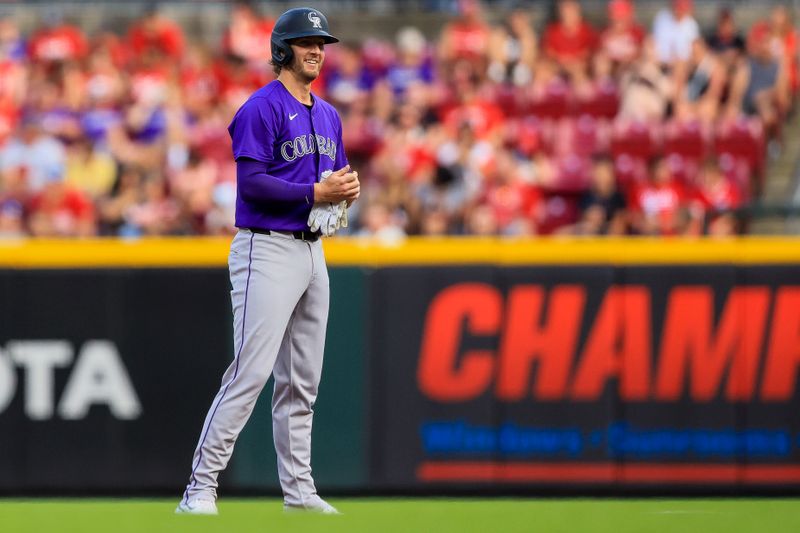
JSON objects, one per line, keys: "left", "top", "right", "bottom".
{"left": 1, "top": 498, "right": 799, "bottom": 533}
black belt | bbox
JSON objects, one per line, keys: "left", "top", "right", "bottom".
{"left": 247, "top": 228, "right": 320, "bottom": 242}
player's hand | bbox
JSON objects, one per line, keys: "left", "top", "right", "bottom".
{"left": 314, "top": 165, "right": 360, "bottom": 204}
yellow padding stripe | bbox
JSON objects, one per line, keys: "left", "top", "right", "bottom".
{"left": 324, "top": 237, "right": 800, "bottom": 266}
{"left": 0, "top": 237, "right": 799, "bottom": 268}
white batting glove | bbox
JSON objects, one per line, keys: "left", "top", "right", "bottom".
{"left": 336, "top": 200, "right": 348, "bottom": 229}
{"left": 307, "top": 205, "right": 325, "bottom": 233}
{"left": 307, "top": 169, "right": 351, "bottom": 237}
{"left": 307, "top": 203, "right": 340, "bottom": 237}
{"left": 326, "top": 208, "right": 338, "bottom": 236}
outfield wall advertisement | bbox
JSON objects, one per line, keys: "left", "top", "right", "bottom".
{"left": 0, "top": 266, "right": 366, "bottom": 493}
{"left": 1, "top": 238, "right": 800, "bottom": 493}
{"left": 368, "top": 265, "right": 800, "bottom": 490}
{"left": 0, "top": 269, "right": 233, "bottom": 491}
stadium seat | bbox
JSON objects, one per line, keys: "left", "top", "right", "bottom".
{"left": 665, "top": 154, "right": 699, "bottom": 187}
{"left": 537, "top": 192, "right": 581, "bottom": 234}
{"left": 506, "top": 116, "right": 546, "bottom": 157}
{"left": 571, "top": 115, "right": 601, "bottom": 158}
{"left": 663, "top": 118, "right": 707, "bottom": 161}
{"left": 614, "top": 154, "right": 648, "bottom": 190}
{"left": 611, "top": 119, "right": 658, "bottom": 161}
{"left": 714, "top": 117, "right": 765, "bottom": 174}
{"left": 718, "top": 153, "right": 752, "bottom": 201}
{"left": 527, "top": 78, "right": 572, "bottom": 120}
{"left": 546, "top": 154, "right": 592, "bottom": 193}
{"left": 574, "top": 80, "right": 619, "bottom": 119}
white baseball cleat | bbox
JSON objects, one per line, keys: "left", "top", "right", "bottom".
{"left": 175, "top": 499, "right": 219, "bottom": 515}
{"left": 283, "top": 495, "right": 341, "bottom": 515}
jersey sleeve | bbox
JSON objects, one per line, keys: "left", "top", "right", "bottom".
{"left": 228, "top": 98, "right": 277, "bottom": 163}
{"left": 237, "top": 158, "right": 314, "bottom": 205}
{"left": 334, "top": 113, "right": 349, "bottom": 170}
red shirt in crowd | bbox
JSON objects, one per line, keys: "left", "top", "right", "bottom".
{"left": 128, "top": 17, "right": 185, "bottom": 59}
{"left": 698, "top": 178, "right": 742, "bottom": 211}
{"left": 28, "top": 186, "right": 95, "bottom": 234}
{"left": 0, "top": 102, "right": 17, "bottom": 146}
{"left": 543, "top": 21, "right": 598, "bottom": 64}
{"left": 484, "top": 181, "right": 542, "bottom": 229}
{"left": 629, "top": 181, "right": 687, "bottom": 233}
{"left": 441, "top": 99, "right": 504, "bottom": 139}
{"left": 212, "top": 59, "right": 266, "bottom": 107}
{"left": 92, "top": 33, "right": 133, "bottom": 69}
{"left": 0, "top": 59, "right": 25, "bottom": 107}
{"left": 601, "top": 25, "right": 645, "bottom": 65}
{"left": 222, "top": 17, "right": 274, "bottom": 63}
{"left": 28, "top": 24, "right": 88, "bottom": 62}
{"left": 130, "top": 66, "right": 170, "bottom": 105}
{"left": 180, "top": 64, "right": 219, "bottom": 104}
{"left": 442, "top": 20, "right": 491, "bottom": 62}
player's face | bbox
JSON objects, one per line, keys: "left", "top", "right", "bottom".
{"left": 289, "top": 37, "right": 326, "bottom": 82}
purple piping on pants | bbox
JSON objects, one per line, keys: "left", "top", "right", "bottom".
{"left": 182, "top": 232, "right": 254, "bottom": 505}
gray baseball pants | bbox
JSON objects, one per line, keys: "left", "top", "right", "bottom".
{"left": 181, "top": 228, "right": 329, "bottom": 507}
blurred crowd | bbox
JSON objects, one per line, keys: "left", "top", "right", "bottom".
{"left": 0, "top": 0, "right": 797, "bottom": 239}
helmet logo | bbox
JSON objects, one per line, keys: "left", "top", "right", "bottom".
{"left": 308, "top": 12, "right": 322, "bottom": 28}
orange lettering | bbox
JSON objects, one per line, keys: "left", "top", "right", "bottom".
{"left": 496, "top": 285, "right": 585, "bottom": 401}
{"left": 761, "top": 287, "right": 800, "bottom": 401}
{"left": 418, "top": 283, "right": 501, "bottom": 402}
{"left": 571, "top": 286, "right": 652, "bottom": 400}
{"left": 655, "top": 286, "right": 770, "bottom": 402}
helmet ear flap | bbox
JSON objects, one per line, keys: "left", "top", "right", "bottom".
{"left": 271, "top": 39, "right": 293, "bottom": 66}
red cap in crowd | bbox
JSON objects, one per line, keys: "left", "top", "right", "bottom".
{"left": 608, "top": 0, "right": 634, "bottom": 22}
{"left": 673, "top": 0, "right": 693, "bottom": 16}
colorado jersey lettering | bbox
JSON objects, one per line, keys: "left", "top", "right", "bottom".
{"left": 279, "top": 133, "right": 337, "bottom": 162}
{"left": 227, "top": 80, "right": 348, "bottom": 230}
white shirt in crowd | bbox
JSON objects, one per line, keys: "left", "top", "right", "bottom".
{"left": 0, "top": 134, "right": 66, "bottom": 192}
{"left": 652, "top": 8, "right": 700, "bottom": 63}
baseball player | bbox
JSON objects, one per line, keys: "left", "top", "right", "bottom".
{"left": 176, "top": 7, "right": 359, "bottom": 515}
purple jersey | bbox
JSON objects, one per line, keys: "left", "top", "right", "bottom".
{"left": 228, "top": 80, "right": 348, "bottom": 231}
